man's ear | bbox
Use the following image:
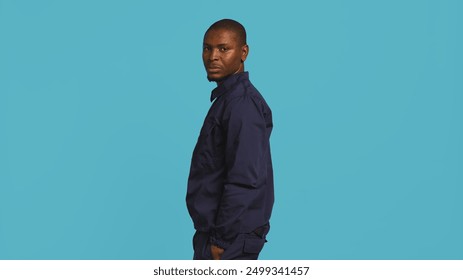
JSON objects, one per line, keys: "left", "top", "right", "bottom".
{"left": 241, "top": 44, "right": 249, "bottom": 63}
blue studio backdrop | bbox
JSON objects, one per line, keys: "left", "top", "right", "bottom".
{"left": 0, "top": 0, "right": 462, "bottom": 259}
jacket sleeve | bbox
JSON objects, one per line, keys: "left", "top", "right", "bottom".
{"left": 210, "top": 95, "right": 267, "bottom": 249}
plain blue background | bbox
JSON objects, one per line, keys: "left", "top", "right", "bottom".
{"left": 1, "top": 0, "right": 462, "bottom": 259}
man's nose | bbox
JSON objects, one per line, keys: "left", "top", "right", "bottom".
{"left": 208, "top": 49, "right": 219, "bottom": 61}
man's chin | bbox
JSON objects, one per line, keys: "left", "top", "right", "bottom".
{"left": 207, "top": 74, "right": 228, "bottom": 82}
{"left": 207, "top": 75, "right": 220, "bottom": 82}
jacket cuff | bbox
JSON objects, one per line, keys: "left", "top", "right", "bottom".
{"left": 209, "top": 235, "right": 232, "bottom": 250}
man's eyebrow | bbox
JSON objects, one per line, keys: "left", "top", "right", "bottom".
{"left": 202, "top": 43, "right": 230, "bottom": 47}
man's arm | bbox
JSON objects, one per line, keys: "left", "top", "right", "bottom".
{"left": 210, "top": 95, "right": 267, "bottom": 250}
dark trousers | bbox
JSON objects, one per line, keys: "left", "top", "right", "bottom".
{"left": 192, "top": 224, "right": 269, "bottom": 260}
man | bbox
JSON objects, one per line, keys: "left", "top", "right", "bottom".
{"left": 186, "top": 19, "right": 274, "bottom": 260}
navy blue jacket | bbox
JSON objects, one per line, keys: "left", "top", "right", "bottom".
{"left": 186, "top": 71, "right": 274, "bottom": 249}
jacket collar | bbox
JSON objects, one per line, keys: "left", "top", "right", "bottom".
{"left": 210, "top": 71, "right": 249, "bottom": 102}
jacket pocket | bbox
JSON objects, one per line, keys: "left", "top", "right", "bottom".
{"left": 197, "top": 117, "right": 224, "bottom": 167}
{"left": 243, "top": 237, "right": 266, "bottom": 254}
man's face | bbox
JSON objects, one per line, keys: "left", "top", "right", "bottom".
{"left": 202, "top": 28, "right": 248, "bottom": 82}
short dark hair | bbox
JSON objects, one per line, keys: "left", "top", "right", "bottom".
{"left": 205, "top": 19, "right": 247, "bottom": 46}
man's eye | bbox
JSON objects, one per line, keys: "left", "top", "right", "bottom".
{"left": 219, "top": 47, "right": 227, "bottom": 52}
{"left": 203, "top": 47, "right": 210, "bottom": 51}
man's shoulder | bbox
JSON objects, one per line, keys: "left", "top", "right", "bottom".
{"left": 225, "top": 78, "right": 267, "bottom": 104}
{"left": 219, "top": 82, "right": 271, "bottom": 122}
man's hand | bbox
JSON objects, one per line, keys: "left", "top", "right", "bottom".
{"left": 211, "top": 244, "right": 224, "bottom": 260}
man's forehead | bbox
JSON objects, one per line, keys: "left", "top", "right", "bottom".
{"left": 203, "top": 28, "right": 239, "bottom": 43}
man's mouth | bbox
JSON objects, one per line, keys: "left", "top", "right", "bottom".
{"left": 207, "top": 65, "right": 221, "bottom": 71}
